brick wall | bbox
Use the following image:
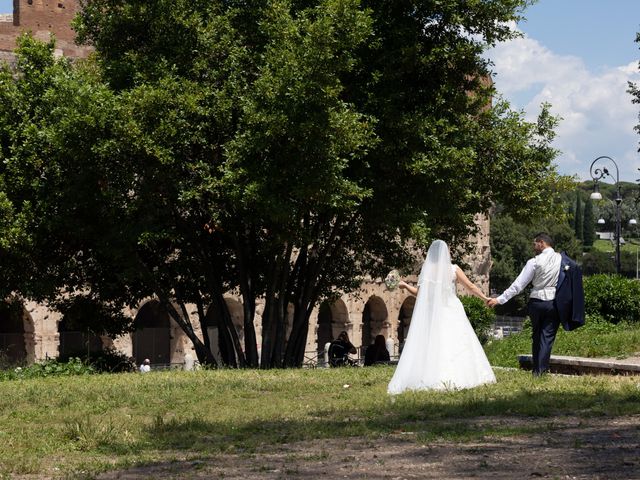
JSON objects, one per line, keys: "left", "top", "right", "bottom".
{"left": 0, "top": 0, "right": 92, "bottom": 58}
{"left": 19, "top": 0, "right": 77, "bottom": 43}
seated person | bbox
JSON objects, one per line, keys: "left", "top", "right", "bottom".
{"left": 364, "top": 334, "right": 391, "bottom": 366}
{"left": 139, "top": 358, "right": 151, "bottom": 373}
{"left": 328, "top": 331, "right": 357, "bottom": 367}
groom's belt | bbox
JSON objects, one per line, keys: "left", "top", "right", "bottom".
{"left": 529, "top": 298, "right": 554, "bottom": 303}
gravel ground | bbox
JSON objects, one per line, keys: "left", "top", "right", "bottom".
{"left": 96, "top": 415, "right": 640, "bottom": 480}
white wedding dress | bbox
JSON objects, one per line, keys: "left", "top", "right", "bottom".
{"left": 388, "top": 240, "right": 496, "bottom": 394}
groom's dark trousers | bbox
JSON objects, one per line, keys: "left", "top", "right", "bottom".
{"left": 528, "top": 298, "right": 560, "bottom": 375}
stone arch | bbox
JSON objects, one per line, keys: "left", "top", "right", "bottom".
{"left": 0, "top": 300, "right": 31, "bottom": 365}
{"left": 316, "top": 299, "right": 350, "bottom": 353}
{"left": 397, "top": 296, "right": 416, "bottom": 352}
{"left": 132, "top": 299, "right": 171, "bottom": 365}
{"left": 57, "top": 315, "right": 103, "bottom": 360}
{"left": 204, "top": 297, "right": 245, "bottom": 365}
{"left": 361, "top": 296, "right": 388, "bottom": 349}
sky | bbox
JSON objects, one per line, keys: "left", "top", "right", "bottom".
{"left": 487, "top": 0, "right": 640, "bottom": 184}
{"left": 2, "top": 0, "right": 640, "bottom": 183}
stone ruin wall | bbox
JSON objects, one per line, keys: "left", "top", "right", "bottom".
{"left": 0, "top": 0, "right": 92, "bottom": 60}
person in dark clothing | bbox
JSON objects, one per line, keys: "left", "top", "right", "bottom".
{"left": 328, "top": 331, "right": 357, "bottom": 367}
{"left": 364, "top": 334, "right": 391, "bottom": 366}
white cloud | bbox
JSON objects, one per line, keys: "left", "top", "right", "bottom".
{"left": 487, "top": 28, "right": 640, "bottom": 182}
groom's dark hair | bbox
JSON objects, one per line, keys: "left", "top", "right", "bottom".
{"left": 534, "top": 232, "right": 554, "bottom": 246}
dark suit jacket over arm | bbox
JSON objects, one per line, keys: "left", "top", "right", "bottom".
{"left": 555, "top": 252, "right": 585, "bottom": 331}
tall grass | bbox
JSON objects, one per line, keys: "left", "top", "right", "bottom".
{"left": 0, "top": 367, "right": 639, "bottom": 477}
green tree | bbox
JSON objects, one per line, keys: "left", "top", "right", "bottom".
{"left": 583, "top": 196, "right": 595, "bottom": 248}
{"left": 629, "top": 30, "right": 640, "bottom": 188}
{"left": 568, "top": 198, "right": 576, "bottom": 230}
{"left": 490, "top": 207, "right": 579, "bottom": 315}
{"left": 574, "top": 190, "right": 584, "bottom": 242}
{"left": 2, "top": 1, "right": 563, "bottom": 367}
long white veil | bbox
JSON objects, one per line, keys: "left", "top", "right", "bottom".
{"left": 417, "top": 239, "right": 455, "bottom": 303}
{"left": 387, "top": 239, "right": 456, "bottom": 393}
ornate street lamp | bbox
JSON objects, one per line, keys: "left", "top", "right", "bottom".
{"left": 590, "top": 156, "right": 622, "bottom": 274}
{"left": 630, "top": 219, "right": 638, "bottom": 279}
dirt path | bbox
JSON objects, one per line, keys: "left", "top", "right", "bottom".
{"left": 97, "top": 415, "right": 640, "bottom": 479}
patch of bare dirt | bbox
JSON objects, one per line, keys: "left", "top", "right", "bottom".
{"left": 95, "top": 415, "right": 640, "bottom": 480}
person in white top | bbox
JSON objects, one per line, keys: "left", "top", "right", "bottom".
{"left": 139, "top": 358, "right": 151, "bottom": 373}
{"left": 487, "top": 232, "right": 561, "bottom": 375}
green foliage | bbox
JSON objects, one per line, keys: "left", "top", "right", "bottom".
{"left": 53, "top": 296, "right": 133, "bottom": 337}
{"left": 581, "top": 250, "right": 617, "bottom": 275}
{"left": 582, "top": 197, "right": 595, "bottom": 247}
{"left": 574, "top": 190, "right": 583, "bottom": 242}
{"left": 77, "top": 347, "right": 136, "bottom": 373}
{"left": 489, "top": 209, "right": 580, "bottom": 315}
{"left": 585, "top": 241, "right": 639, "bottom": 277}
{"left": 91, "top": 351, "right": 135, "bottom": 373}
{"left": 460, "top": 295, "right": 495, "bottom": 345}
{"left": 1, "top": 1, "right": 563, "bottom": 368}
{"left": 583, "top": 274, "right": 640, "bottom": 323}
{"left": 485, "top": 315, "right": 640, "bottom": 368}
{"left": 490, "top": 180, "right": 640, "bottom": 294}
{"left": 629, "top": 31, "right": 640, "bottom": 190}
{"left": 0, "top": 357, "right": 95, "bottom": 381}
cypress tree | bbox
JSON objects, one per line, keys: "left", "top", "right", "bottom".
{"left": 568, "top": 199, "right": 576, "bottom": 229}
{"left": 583, "top": 197, "right": 595, "bottom": 247}
{"left": 574, "top": 191, "right": 584, "bottom": 242}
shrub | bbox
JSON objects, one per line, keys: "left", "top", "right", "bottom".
{"left": 0, "top": 357, "right": 95, "bottom": 381}
{"left": 460, "top": 295, "right": 496, "bottom": 345}
{"left": 59, "top": 347, "right": 136, "bottom": 373}
{"left": 583, "top": 274, "right": 640, "bottom": 323}
{"left": 89, "top": 347, "right": 136, "bottom": 373}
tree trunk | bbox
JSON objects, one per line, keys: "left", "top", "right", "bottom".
{"left": 157, "top": 295, "right": 217, "bottom": 366}
{"left": 195, "top": 297, "right": 217, "bottom": 367}
{"left": 213, "top": 289, "right": 246, "bottom": 367}
{"left": 261, "top": 243, "right": 293, "bottom": 368}
{"left": 234, "top": 231, "right": 259, "bottom": 367}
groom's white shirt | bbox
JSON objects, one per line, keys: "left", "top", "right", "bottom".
{"left": 496, "top": 247, "right": 561, "bottom": 304}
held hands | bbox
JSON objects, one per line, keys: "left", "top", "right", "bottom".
{"left": 485, "top": 297, "right": 499, "bottom": 308}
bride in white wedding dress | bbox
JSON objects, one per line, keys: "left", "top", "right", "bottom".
{"left": 387, "top": 240, "right": 496, "bottom": 394}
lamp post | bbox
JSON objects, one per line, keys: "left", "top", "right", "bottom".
{"left": 630, "top": 218, "right": 638, "bottom": 279}
{"left": 590, "top": 156, "right": 622, "bottom": 274}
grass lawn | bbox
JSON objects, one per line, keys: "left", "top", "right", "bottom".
{"left": 485, "top": 319, "right": 640, "bottom": 368}
{"left": 1, "top": 365, "right": 640, "bottom": 478}
{"left": 592, "top": 238, "right": 640, "bottom": 254}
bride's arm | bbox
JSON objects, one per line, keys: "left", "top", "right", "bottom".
{"left": 398, "top": 280, "right": 418, "bottom": 296}
{"left": 454, "top": 265, "right": 489, "bottom": 302}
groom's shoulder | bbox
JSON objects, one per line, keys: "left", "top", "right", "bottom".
{"left": 559, "top": 251, "right": 581, "bottom": 269}
{"left": 559, "top": 250, "right": 574, "bottom": 261}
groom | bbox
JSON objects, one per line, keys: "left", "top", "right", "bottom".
{"left": 487, "top": 232, "right": 584, "bottom": 375}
